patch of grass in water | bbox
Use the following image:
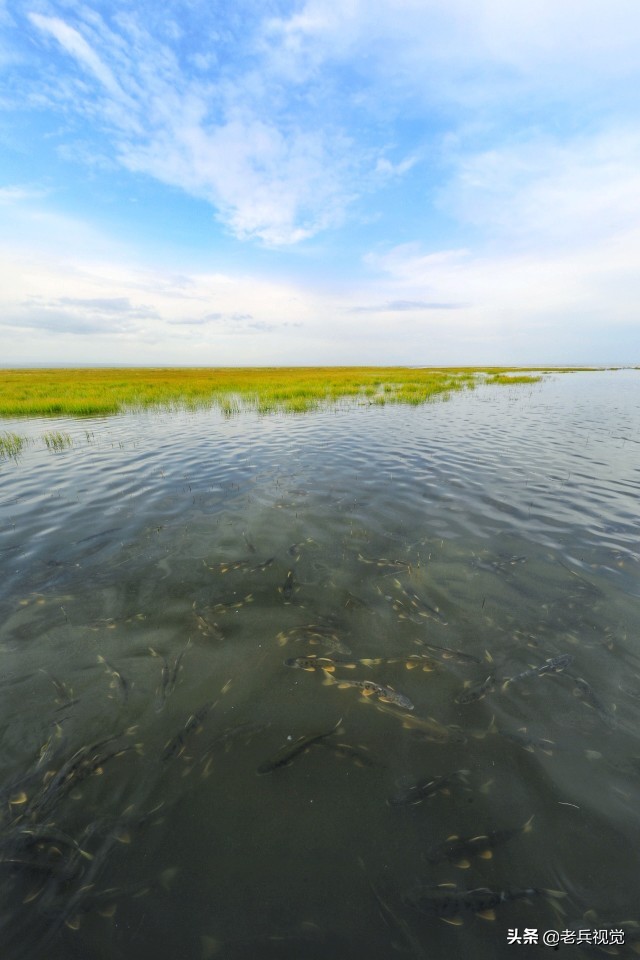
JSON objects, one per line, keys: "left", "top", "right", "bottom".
{"left": 0, "top": 431, "right": 27, "bottom": 459}
{"left": 43, "top": 431, "right": 73, "bottom": 452}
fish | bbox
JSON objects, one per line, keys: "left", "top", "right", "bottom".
{"left": 40, "top": 669, "right": 74, "bottom": 705}
{"left": 205, "top": 558, "right": 253, "bottom": 574}
{"left": 405, "top": 884, "right": 541, "bottom": 924}
{"left": 276, "top": 622, "right": 351, "bottom": 655}
{"left": 29, "top": 734, "right": 134, "bottom": 816}
{"left": 358, "top": 654, "right": 439, "bottom": 672}
{"left": 358, "top": 553, "right": 412, "bottom": 572}
{"left": 283, "top": 655, "right": 356, "bottom": 672}
{"left": 280, "top": 570, "right": 296, "bottom": 601}
{"left": 388, "top": 769, "right": 470, "bottom": 807}
{"left": 211, "top": 594, "right": 254, "bottom": 613}
{"left": 391, "top": 583, "right": 447, "bottom": 624}
{"left": 97, "top": 655, "right": 130, "bottom": 703}
{"left": 242, "top": 531, "right": 256, "bottom": 554}
{"left": 426, "top": 815, "right": 534, "bottom": 868}
{"left": 364, "top": 700, "right": 462, "bottom": 743}
{"left": 455, "top": 674, "right": 496, "bottom": 704}
{"left": 362, "top": 868, "right": 427, "bottom": 959}
{"left": 284, "top": 653, "right": 437, "bottom": 672}
{"left": 288, "top": 538, "right": 315, "bottom": 558}
{"left": 414, "top": 641, "right": 481, "bottom": 664}
{"left": 161, "top": 701, "right": 215, "bottom": 761}
{"left": 497, "top": 727, "right": 555, "bottom": 755}
{"left": 314, "top": 740, "right": 377, "bottom": 767}
{"left": 324, "top": 675, "right": 414, "bottom": 710}
{"left": 151, "top": 639, "right": 190, "bottom": 711}
{"left": 571, "top": 676, "right": 617, "bottom": 728}
{"left": 257, "top": 719, "right": 342, "bottom": 774}
{"left": 250, "top": 557, "right": 274, "bottom": 572}
{"left": 502, "top": 654, "right": 573, "bottom": 688}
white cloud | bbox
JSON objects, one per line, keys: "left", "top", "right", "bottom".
{"left": 28, "top": 13, "right": 124, "bottom": 98}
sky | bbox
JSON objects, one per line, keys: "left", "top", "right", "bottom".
{"left": 1, "top": 0, "right": 640, "bottom": 366}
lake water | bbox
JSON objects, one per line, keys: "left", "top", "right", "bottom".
{"left": 1, "top": 370, "right": 639, "bottom": 960}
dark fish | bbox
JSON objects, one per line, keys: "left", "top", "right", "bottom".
{"left": 280, "top": 570, "right": 296, "bottom": 601}
{"left": 405, "top": 884, "right": 540, "bottom": 924}
{"left": 497, "top": 727, "right": 555, "bottom": 755}
{"left": 388, "top": 769, "right": 470, "bottom": 807}
{"left": 29, "top": 735, "right": 133, "bottom": 816}
{"left": 161, "top": 701, "right": 215, "bottom": 761}
{"left": 314, "top": 740, "right": 377, "bottom": 767}
{"left": 206, "top": 558, "right": 253, "bottom": 574}
{"left": 211, "top": 593, "right": 254, "bottom": 612}
{"left": 242, "top": 531, "right": 257, "bottom": 554}
{"left": 257, "top": 719, "right": 341, "bottom": 774}
{"left": 151, "top": 639, "right": 190, "bottom": 711}
{"left": 284, "top": 655, "right": 355, "bottom": 672}
{"left": 325, "top": 675, "right": 414, "bottom": 710}
{"left": 571, "top": 676, "right": 617, "bottom": 728}
{"left": 392, "top": 582, "right": 447, "bottom": 624}
{"left": 414, "top": 641, "right": 481, "bottom": 664}
{"left": 40, "top": 669, "right": 74, "bottom": 705}
{"left": 277, "top": 622, "right": 351, "bottom": 655}
{"left": 359, "top": 654, "right": 439, "bottom": 672}
{"left": 503, "top": 654, "right": 573, "bottom": 688}
{"left": 251, "top": 557, "right": 274, "bottom": 572}
{"left": 358, "top": 553, "right": 412, "bottom": 571}
{"left": 97, "top": 655, "right": 130, "bottom": 703}
{"left": 456, "top": 674, "right": 496, "bottom": 704}
{"left": 427, "top": 816, "right": 534, "bottom": 867}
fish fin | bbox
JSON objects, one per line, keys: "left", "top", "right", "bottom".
{"left": 441, "top": 917, "right": 464, "bottom": 927}
{"left": 478, "top": 849, "right": 493, "bottom": 860}
{"left": 446, "top": 834, "right": 460, "bottom": 841}
{"left": 344, "top": 662, "right": 357, "bottom": 669}
{"left": 323, "top": 665, "right": 336, "bottom": 673}
{"left": 485, "top": 650, "right": 494, "bottom": 663}
{"left": 522, "top": 814, "right": 535, "bottom": 833}
{"left": 542, "top": 749, "right": 554, "bottom": 757}
{"left": 437, "top": 882, "right": 458, "bottom": 889}
{"left": 405, "top": 661, "right": 417, "bottom": 670}
{"left": 501, "top": 679, "right": 511, "bottom": 691}
{"left": 477, "top": 909, "right": 496, "bottom": 921}
{"left": 323, "top": 674, "right": 337, "bottom": 686}
{"left": 585, "top": 749, "right": 602, "bottom": 760}
{"left": 479, "top": 779, "right": 494, "bottom": 794}
{"left": 361, "top": 688, "right": 376, "bottom": 697}
{"left": 454, "top": 859, "right": 471, "bottom": 869}
{"left": 359, "top": 658, "right": 376, "bottom": 667}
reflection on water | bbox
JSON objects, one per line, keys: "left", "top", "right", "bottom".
{"left": 1, "top": 370, "right": 639, "bottom": 959}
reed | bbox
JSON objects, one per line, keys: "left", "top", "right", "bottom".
{"left": 0, "top": 431, "right": 27, "bottom": 458}
{"left": 0, "top": 366, "right": 563, "bottom": 419}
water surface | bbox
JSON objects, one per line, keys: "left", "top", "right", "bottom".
{"left": 1, "top": 371, "right": 639, "bottom": 959}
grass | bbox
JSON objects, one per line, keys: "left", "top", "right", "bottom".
{"left": 0, "top": 431, "right": 27, "bottom": 459}
{"left": 43, "top": 430, "right": 73, "bottom": 451}
{"left": 0, "top": 366, "right": 562, "bottom": 419}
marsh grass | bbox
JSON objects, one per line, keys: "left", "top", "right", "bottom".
{"left": 0, "top": 366, "right": 557, "bottom": 419}
{"left": 43, "top": 431, "right": 73, "bottom": 452}
{"left": 0, "top": 431, "right": 27, "bottom": 459}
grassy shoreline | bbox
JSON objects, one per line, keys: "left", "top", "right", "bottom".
{"left": 0, "top": 365, "right": 588, "bottom": 420}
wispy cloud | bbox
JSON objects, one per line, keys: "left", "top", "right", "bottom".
{"left": 350, "top": 299, "right": 465, "bottom": 313}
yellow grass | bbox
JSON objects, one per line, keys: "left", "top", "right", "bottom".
{"left": 0, "top": 366, "right": 554, "bottom": 419}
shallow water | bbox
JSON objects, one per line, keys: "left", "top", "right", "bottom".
{"left": 1, "top": 370, "right": 639, "bottom": 960}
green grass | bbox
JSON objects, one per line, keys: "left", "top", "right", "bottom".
{"left": 43, "top": 430, "right": 73, "bottom": 451}
{"left": 0, "top": 431, "right": 27, "bottom": 458}
{"left": 0, "top": 366, "right": 590, "bottom": 420}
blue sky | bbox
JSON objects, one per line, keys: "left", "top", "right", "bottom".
{"left": 1, "top": 0, "right": 640, "bottom": 365}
